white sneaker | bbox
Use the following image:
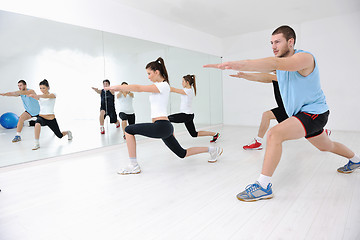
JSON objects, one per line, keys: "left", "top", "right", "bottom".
{"left": 117, "top": 164, "right": 141, "bottom": 175}
{"left": 32, "top": 143, "right": 40, "bottom": 150}
{"left": 67, "top": 131, "right": 73, "bottom": 140}
{"left": 209, "top": 147, "right": 223, "bottom": 163}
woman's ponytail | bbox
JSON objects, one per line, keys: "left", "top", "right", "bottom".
{"left": 183, "top": 74, "right": 196, "bottom": 96}
{"left": 146, "top": 57, "right": 169, "bottom": 83}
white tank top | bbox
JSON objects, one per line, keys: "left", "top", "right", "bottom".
{"left": 180, "top": 88, "right": 194, "bottom": 114}
{"left": 149, "top": 81, "right": 170, "bottom": 118}
{"left": 39, "top": 93, "right": 56, "bottom": 115}
{"left": 117, "top": 93, "right": 134, "bottom": 114}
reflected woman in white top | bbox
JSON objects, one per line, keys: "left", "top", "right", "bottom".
{"left": 106, "top": 57, "right": 223, "bottom": 174}
{"left": 169, "top": 74, "right": 220, "bottom": 143}
{"left": 117, "top": 82, "right": 135, "bottom": 139}
{"left": 29, "top": 79, "right": 72, "bottom": 150}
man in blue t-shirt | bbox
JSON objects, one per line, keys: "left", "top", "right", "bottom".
{"left": 0, "top": 80, "right": 40, "bottom": 142}
{"left": 204, "top": 25, "right": 360, "bottom": 201}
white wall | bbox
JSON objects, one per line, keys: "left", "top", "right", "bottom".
{"left": 0, "top": 0, "right": 222, "bottom": 56}
{"left": 222, "top": 11, "right": 360, "bottom": 132}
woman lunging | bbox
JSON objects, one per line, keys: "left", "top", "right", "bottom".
{"left": 106, "top": 57, "right": 223, "bottom": 174}
{"left": 117, "top": 82, "right": 135, "bottom": 139}
{"left": 30, "top": 79, "right": 72, "bottom": 150}
{"left": 169, "top": 74, "right": 220, "bottom": 143}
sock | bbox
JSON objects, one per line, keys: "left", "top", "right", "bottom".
{"left": 130, "top": 158, "right": 138, "bottom": 165}
{"left": 16, "top": 132, "right": 21, "bottom": 136}
{"left": 350, "top": 154, "right": 360, "bottom": 163}
{"left": 35, "top": 139, "right": 39, "bottom": 145}
{"left": 208, "top": 146, "right": 215, "bottom": 153}
{"left": 255, "top": 136, "right": 263, "bottom": 143}
{"left": 257, "top": 174, "right": 272, "bottom": 189}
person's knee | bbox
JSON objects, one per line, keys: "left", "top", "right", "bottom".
{"left": 124, "top": 125, "right": 135, "bottom": 135}
{"left": 177, "top": 149, "right": 187, "bottom": 158}
{"left": 267, "top": 127, "right": 284, "bottom": 144}
{"left": 168, "top": 115, "right": 174, "bottom": 122}
{"left": 190, "top": 131, "right": 198, "bottom": 138}
{"left": 263, "top": 110, "right": 273, "bottom": 120}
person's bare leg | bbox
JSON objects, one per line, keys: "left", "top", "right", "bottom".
{"left": 16, "top": 112, "right": 32, "bottom": 133}
{"left": 185, "top": 147, "right": 209, "bottom": 157}
{"left": 117, "top": 132, "right": 140, "bottom": 174}
{"left": 32, "top": 122, "right": 42, "bottom": 150}
{"left": 197, "top": 131, "right": 216, "bottom": 137}
{"left": 307, "top": 131, "right": 354, "bottom": 158}
{"left": 125, "top": 132, "right": 136, "bottom": 158}
{"left": 258, "top": 110, "right": 276, "bottom": 138}
{"left": 262, "top": 117, "right": 305, "bottom": 177}
{"left": 122, "top": 120, "right": 127, "bottom": 138}
{"left": 99, "top": 110, "right": 105, "bottom": 125}
{"left": 34, "top": 123, "right": 41, "bottom": 140}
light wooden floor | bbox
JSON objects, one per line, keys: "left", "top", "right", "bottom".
{"left": 0, "top": 125, "right": 359, "bottom": 240}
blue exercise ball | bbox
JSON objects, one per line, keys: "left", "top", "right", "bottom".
{"left": 0, "top": 112, "right": 19, "bottom": 129}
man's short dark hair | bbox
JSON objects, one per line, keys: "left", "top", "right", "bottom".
{"left": 272, "top": 25, "right": 296, "bottom": 45}
{"left": 18, "top": 80, "right": 27, "bottom": 85}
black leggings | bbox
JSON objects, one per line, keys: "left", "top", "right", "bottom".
{"left": 35, "top": 116, "right": 63, "bottom": 138}
{"left": 168, "top": 113, "right": 198, "bottom": 137}
{"left": 125, "top": 120, "right": 187, "bottom": 158}
{"left": 119, "top": 112, "right": 135, "bottom": 125}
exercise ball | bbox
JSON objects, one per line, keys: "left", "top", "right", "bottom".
{"left": 0, "top": 112, "right": 19, "bottom": 129}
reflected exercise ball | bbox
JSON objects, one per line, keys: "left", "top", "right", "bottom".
{"left": 0, "top": 112, "right": 19, "bottom": 129}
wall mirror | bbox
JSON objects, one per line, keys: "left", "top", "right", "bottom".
{"left": 0, "top": 10, "right": 222, "bottom": 167}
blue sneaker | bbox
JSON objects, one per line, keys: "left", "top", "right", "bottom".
{"left": 236, "top": 181, "right": 274, "bottom": 202}
{"left": 337, "top": 160, "right": 360, "bottom": 174}
{"left": 12, "top": 135, "right": 21, "bottom": 143}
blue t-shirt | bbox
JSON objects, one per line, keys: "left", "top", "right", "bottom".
{"left": 276, "top": 49, "right": 328, "bottom": 117}
{"left": 20, "top": 89, "right": 40, "bottom": 116}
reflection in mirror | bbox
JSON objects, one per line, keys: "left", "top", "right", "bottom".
{"left": 91, "top": 79, "right": 120, "bottom": 135}
{"left": 0, "top": 10, "right": 222, "bottom": 167}
{"left": 116, "top": 82, "right": 136, "bottom": 140}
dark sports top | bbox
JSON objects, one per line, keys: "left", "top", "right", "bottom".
{"left": 101, "top": 89, "right": 115, "bottom": 107}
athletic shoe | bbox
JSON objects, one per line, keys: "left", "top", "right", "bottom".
{"left": 325, "top": 129, "right": 331, "bottom": 136}
{"left": 236, "top": 181, "right": 274, "bottom": 202}
{"left": 12, "top": 135, "right": 21, "bottom": 143}
{"left": 209, "top": 147, "right": 223, "bottom": 163}
{"left": 117, "top": 164, "right": 141, "bottom": 175}
{"left": 243, "top": 139, "right": 263, "bottom": 150}
{"left": 116, "top": 122, "right": 120, "bottom": 128}
{"left": 100, "top": 127, "right": 105, "bottom": 134}
{"left": 210, "top": 133, "right": 221, "bottom": 143}
{"left": 337, "top": 160, "right": 360, "bottom": 174}
{"left": 67, "top": 131, "right": 73, "bottom": 140}
{"left": 32, "top": 143, "right": 40, "bottom": 150}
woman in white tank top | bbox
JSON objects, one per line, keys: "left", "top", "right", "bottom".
{"left": 117, "top": 82, "right": 135, "bottom": 139}
{"left": 105, "top": 57, "right": 223, "bottom": 174}
{"left": 169, "top": 74, "right": 220, "bottom": 143}
{"left": 29, "top": 79, "right": 72, "bottom": 150}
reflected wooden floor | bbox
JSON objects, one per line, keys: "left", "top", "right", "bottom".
{"left": 0, "top": 125, "right": 359, "bottom": 240}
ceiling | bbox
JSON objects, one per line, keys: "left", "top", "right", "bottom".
{"left": 113, "top": 0, "right": 360, "bottom": 38}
